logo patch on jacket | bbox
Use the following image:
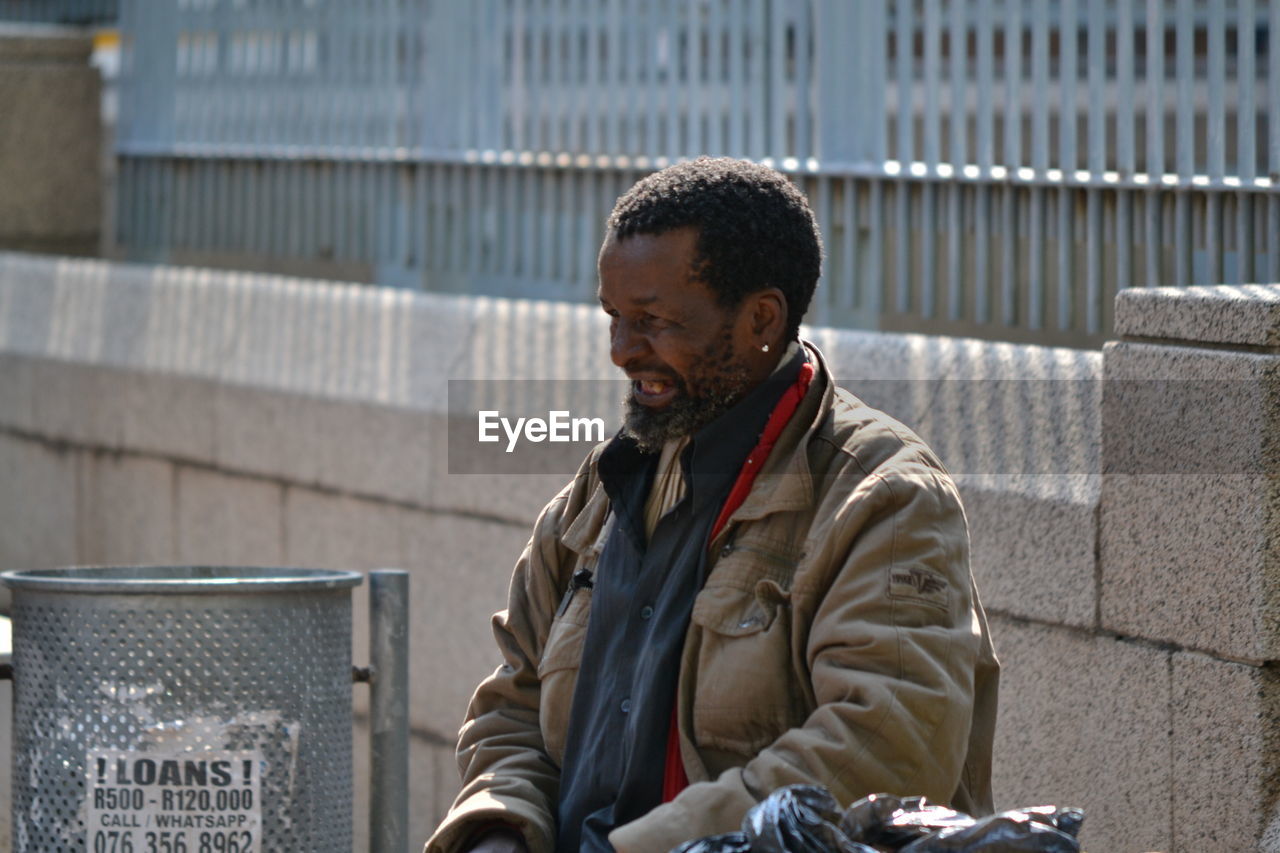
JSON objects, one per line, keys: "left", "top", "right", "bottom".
{"left": 888, "top": 567, "right": 949, "bottom": 609}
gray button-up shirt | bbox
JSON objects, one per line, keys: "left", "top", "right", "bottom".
{"left": 554, "top": 349, "right": 806, "bottom": 853}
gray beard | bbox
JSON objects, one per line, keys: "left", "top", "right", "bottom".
{"left": 619, "top": 377, "right": 748, "bottom": 454}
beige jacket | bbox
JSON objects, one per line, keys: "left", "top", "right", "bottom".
{"left": 426, "top": 346, "right": 999, "bottom": 853}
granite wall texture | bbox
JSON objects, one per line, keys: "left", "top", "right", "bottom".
{"left": 0, "top": 252, "right": 1275, "bottom": 851}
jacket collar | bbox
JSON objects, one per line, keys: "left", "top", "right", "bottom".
{"left": 717, "top": 339, "right": 831, "bottom": 523}
{"left": 561, "top": 477, "right": 612, "bottom": 557}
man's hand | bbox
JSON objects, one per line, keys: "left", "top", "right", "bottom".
{"left": 465, "top": 827, "right": 530, "bottom": 853}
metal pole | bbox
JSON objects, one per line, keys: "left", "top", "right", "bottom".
{"left": 370, "top": 569, "right": 409, "bottom": 853}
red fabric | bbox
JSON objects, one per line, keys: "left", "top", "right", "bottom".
{"left": 661, "top": 361, "right": 816, "bottom": 803}
{"left": 661, "top": 705, "right": 686, "bottom": 802}
{"left": 707, "top": 362, "right": 815, "bottom": 544}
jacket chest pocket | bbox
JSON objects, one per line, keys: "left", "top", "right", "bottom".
{"left": 688, "top": 577, "right": 804, "bottom": 757}
{"left": 536, "top": 583, "right": 591, "bottom": 767}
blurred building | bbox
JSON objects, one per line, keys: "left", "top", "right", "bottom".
{"left": 5, "top": 1, "right": 1279, "bottom": 347}
{"left": 0, "top": 0, "right": 115, "bottom": 26}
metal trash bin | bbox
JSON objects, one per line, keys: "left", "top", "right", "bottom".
{"left": 2, "top": 566, "right": 363, "bottom": 853}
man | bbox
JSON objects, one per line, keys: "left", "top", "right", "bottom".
{"left": 426, "top": 157, "right": 998, "bottom": 853}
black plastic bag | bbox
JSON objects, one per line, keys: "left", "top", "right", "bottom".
{"left": 840, "top": 795, "right": 1084, "bottom": 853}
{"left": 838, "top": 792, "right": 908, "bottom": 841}
{"left": 668, "top": 787, "right": 1083, "bottom": 853}
{"left": 896, "top": 807, "right": 1082, "bottom": 853}
{"left": 739, "top": 785, "right": 877, "bottom": 853}
{"left": 1019, "top": 806, "right": 1085, "bottom": 839}
{"left": 840, "top": 794, "right": 975, "bottom": 848}
{"left": 669, "top": 832, "right": 753, "bottom": 853}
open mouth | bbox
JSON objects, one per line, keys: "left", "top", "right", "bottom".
{"left": 631, "top": 377, "right": 678, "bottom": 407}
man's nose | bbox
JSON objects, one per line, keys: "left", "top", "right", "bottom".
{"left": 610, "top": 318, "right": 648, "bottom": 368}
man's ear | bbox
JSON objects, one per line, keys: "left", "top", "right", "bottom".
{"left": 747, "top": 287, "right": 788, "bottom": 345}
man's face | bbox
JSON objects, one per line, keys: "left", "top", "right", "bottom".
{"left": 598, "top": 227, "right": 763, "bottom": 452}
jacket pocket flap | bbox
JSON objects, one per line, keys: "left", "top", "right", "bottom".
{"left": 691, "top": 581, "right": 788, "bottom": 636}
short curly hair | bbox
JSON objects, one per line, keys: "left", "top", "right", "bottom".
{"left": 606, "top": 157, "right": 823, "bottom": 342}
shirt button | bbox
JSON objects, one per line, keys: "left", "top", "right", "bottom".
{"left": 620, "top": 698, "right": 631, "bottom": 714}
{"left": 640, "top": 605, "right": 654, "bottom": 620}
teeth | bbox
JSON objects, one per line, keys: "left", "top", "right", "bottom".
{"left": 639, "top": 380, "right": 668, "bottom": 394}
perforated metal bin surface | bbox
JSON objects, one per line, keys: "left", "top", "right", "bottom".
{"left": 2, "top": 566, "right": 362, "bottom": 853}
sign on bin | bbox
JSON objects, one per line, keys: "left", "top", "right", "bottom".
{"left": 86, "top": 749, "right": 263, "bottom": 853}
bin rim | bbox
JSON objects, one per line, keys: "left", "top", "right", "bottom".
{"left": 0, "top": 565, "right": 364, "bottom": 594}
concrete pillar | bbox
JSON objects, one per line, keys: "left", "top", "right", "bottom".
{"left": 0, "top": 25, "right": 102, "bottom": 255}
{"left": 1101, "top": 284, "right": 1280, "bottom": 850}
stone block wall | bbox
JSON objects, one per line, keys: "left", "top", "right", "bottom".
{"left": 0, "top": 252, "right": 1276, "bottom": 850}
{"left": 0, "top": 27, "right": 102, "bottom": 256}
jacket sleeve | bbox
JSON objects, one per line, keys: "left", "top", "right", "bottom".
{"left": 424, "top": 482, "right": 580, "bottom": 853}
{"left": 609, "top": 459, "right": 983, "bottom": 853}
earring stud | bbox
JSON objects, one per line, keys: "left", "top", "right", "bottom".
{"left": 761, "top": 344, "right": 770, "bottom": 353}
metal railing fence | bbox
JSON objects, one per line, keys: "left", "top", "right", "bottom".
{"left": 113, "top": 0, "right": 1280, "bottom": 347}
{"left": 0, "top": 0, "right": 116, "bottom": 25}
